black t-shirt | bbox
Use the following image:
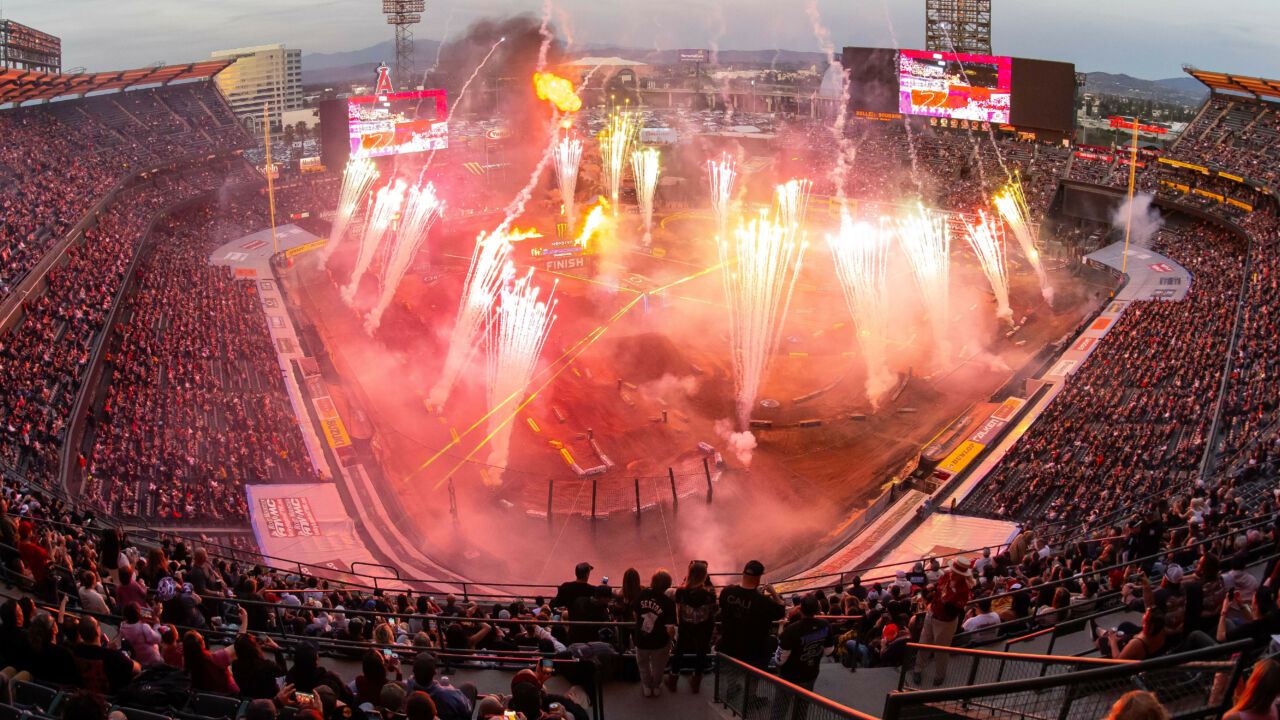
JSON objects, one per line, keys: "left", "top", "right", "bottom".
{"left": 73, "top": 644, "right": 134, "bottom": 694}
{"left": 568, "top": 597, "right": 611, "bottom": 645}
{"left": 30, "top": 643, "right": 82, "bottom": 687}
{"left": 717, "top": 585, "right": 786, "bottom": 659}
{"left": 634, "top": 588, "right": 676, "bottom": 650}
{"left": 778, "top": 617, "right": 831, "bottom": 683}
{"left": 553, "top": 581, "right": 595, "bottom": 611}
{"left": 675, "top": 586, "right": 717, "bottom": 629}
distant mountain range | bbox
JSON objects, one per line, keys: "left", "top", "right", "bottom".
{"left": 303, "top": 41, "right": 1210, "bottom": 106}
{"left": 1082, "top": 72, "right": 1207, "bottom": 105}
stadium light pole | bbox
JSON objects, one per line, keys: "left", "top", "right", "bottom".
{"left": 1120, "top": 119, "right": 1140, "bottom": 276}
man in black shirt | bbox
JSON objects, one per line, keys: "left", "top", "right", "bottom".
{"left": 553, "top": 562, "right": 596, "bottom": 612}
{"left": 777, "top": 595, "right": 832, "bottom": 689}
{"left": 717, "top": 560, "right": 786, "bottom": 669}
{"left": 568, "top": 585, "right": 613, "bottom": 645}
{"left": 71, "top": 616, "right": 140, "bottom": 695}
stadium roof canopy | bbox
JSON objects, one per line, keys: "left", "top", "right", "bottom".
{"left": 1184, "top": 67, "right": 1280, "bottom": 101}
{"left": 560, "top": 56, "right": 648, "bottom": 68}
{"left": 0, "top": 60, "right": 233, "bottom": 105}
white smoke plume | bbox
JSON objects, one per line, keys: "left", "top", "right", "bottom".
{"left": 1110, "top": 192, "right": 1164, "bottom": 249}
{"left": 715, "top": 418, "right": 757, "bottom": 466}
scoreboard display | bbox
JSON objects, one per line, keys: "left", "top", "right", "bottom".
{"left": 347, "top": 89, "right": 448, "bottom": 159}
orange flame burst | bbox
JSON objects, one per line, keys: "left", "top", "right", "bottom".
{"left": 573, "top": 199, "right": 611, "bottom": 251}
{"left": 533, "top": 72, "right": 582, "bottom": 114}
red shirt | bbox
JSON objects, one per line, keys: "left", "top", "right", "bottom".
{"left": 18, "top": 540, "right": 50, "bottom": 582}
{"left": 929, "top": 571, "right": 972, "bottom": 622}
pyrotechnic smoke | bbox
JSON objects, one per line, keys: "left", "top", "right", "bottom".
{"left": 773, "top": 179, "right": 812, "bottom": 248}
{"left": 964, "top": 211, "right": 1013, "bottom": 325}
{"left": 895, "top": 203, "right": 952, "bottom": 361}
{"left": 322, "top": 159, "right": 379, "bottom": 264}
{"left": 364, "top": 183, "right": 444, "bottom": 334}
{"left": 485, "top": 270, "right": 557, "bottom": 475}
{"left": 718, "top": 210, "right": 808, "bottom": 430}
{"left": 600, "top": 112, "right": 638, "bottom": 213}
{"left": 1110, "top": 192, "right": 1164, "bottom": 250}
{"left": 552, "top": 135, "right": 583, "bottom": 230}
{"left": 429, "top": 227, "right": 537, "bottom": 407}
{"left": 707, "top": 154, "right": 737, "bottom": 239}
{"left": 342, "top": 179, "right": 406, "bottom": 305}
{"left": 714, "top": 418, "right": 757, "bottom": 466}
{"left": 806, "top": 1, "right": 854, "bottom": 205}
{"left": 631, "top": 147, "right": 661, "bottom": 244}
{"left": 994, "top": 178, "right": 1052, "bottom": 304}
{"left": 828, "top": 214, "right": 896, "bottom": 407}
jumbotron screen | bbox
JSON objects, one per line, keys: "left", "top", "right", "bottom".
{"left": 347, "top": 89, "right": 448, "bottom": 159}
{"left": 897, "top": 49, "right": 1012, "bottom": 123}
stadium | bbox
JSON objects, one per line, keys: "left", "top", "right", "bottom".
{"left": 0, "top": 1, "right": 1278, "bottom": 719}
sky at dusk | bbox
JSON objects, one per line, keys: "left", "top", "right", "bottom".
{"left": 6, "top": 0, "right": 1279, "bottom": 80}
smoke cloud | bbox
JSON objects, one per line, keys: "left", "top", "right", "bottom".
{"left": 1110, "top": 192, "right": 1164, "bottom": 249}
{"left": 714, "top": 418, "right": 757, "bottom": 466}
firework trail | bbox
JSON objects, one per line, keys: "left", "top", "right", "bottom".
{"left": 429, "top": 227, "right": 538, "bottom": 407}
{"left": 707, "top": 154, "right": 737, "bottom": 239}
{"left": 485, "top": 270, "right": 557, "bottom": 475}
{"left": 421, "top": 37, "right": 506, "bottom": 173}
{"left": 631, "top": 147, "right": 660, "bottom": 244}
{"left": 718, "top": 210, "right": 808, "bottom": 430}
{"left": 993, "top": 177, "right": 1053, "bottom": 304}
{"left": 536, "top": 0, "right": 555, "bottom": 72}
{"left": 342, "top": 179, "right": 405, "bottom": 305}
{"left": 321, "top": 159, "right": 379, "bottom": 264}
{"left": 806, "top": 0, "right": 854, "bottom": 206}
{"left": 829, "top": 214, "right": 896, "bottom": 407}
{"left": 773, "top": 179, "right": 812, "bottom": 247}
{"left": 895, "top": 203, "right": 952, "bottom": 361}
{"left": 600, "top": 112, "right": 638, "bottom": 214}
{"left": 964, "top": 210, "right": 1013, "bottom": 325}
{"left": 364, "top": 183, "right": 444, "bottom": 334}
{"left": 552, "top": 135, "right": 583, "bottom": 230}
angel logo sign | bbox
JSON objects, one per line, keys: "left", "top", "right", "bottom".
{"left": 375, "top": 63, "right": 394, "bottom": 95}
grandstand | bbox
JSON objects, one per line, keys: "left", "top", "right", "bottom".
{"left": 3, "top": 28, "right": 1280, "bottom": 720}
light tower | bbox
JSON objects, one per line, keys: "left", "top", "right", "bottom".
{"left": 924, "top": 0, "right": 992, "bottom": 55}
{"left": 382, "top": 0, "right": 424, "bottom": 87}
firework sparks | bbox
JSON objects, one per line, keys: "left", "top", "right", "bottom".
{"left": 364, "top": 182, "right": 444, "bottom": 334}
{"left": 964, "top": 210, "right": 1013, "bottom": 325}
{"left": 718, "top": 210, "right": 807, "bottom": 429}
{"left": 895, "top": 203, "right": 952, "bottom": 360}
{"left": 552, "top": 134, "right": 583, "bottom": 231}
{"left": 600, "top": 112, "right": 637, "bottom": 213}
{"left": 993, "top": 177, "right": 1052, "bottom": 304}
{"left": 484, "top": 270, "right": 558, "bottom": 477}
{"left": 774, "top": 179, "right": 812, "bottom": 247}
{"left": 342, "top": 179, "right": 405, "bottom": 305}
{"left": 322, "top": 158, "right": 379, "bottom": 263}
{"left": 631, "top": 147, "right": 660, "bottom": 244}
{"left": 429, "top": 227, "right": 539, "bottom": 407}
{"left": 829, "top": 214, "right": 896, "bottom": 406}
{"left": 707, "top": 154, "right": 737, "bottom": 238}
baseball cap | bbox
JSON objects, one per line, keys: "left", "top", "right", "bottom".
{"left": 743, "top": 560, "right": 765, "bottom": 577}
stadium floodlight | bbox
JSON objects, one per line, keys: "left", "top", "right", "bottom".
{"left": 380, "top": 0, "right": 424, "bottom": 85}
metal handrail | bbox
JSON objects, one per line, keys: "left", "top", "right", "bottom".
{"left": 715, "top": 653, "right": 880, "bottom": 720}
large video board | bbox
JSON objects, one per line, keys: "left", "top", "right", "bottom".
{"left": 897, "top": 49, "right": 1012, "bottom": 123}
{"left": 347, "top": 89, "right": 448, "bottom": 159}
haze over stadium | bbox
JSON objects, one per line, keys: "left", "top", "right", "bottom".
{"left": 1, "top": 1, "right": 1280, "bottom": 719}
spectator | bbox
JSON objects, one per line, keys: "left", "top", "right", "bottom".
{"left": 670, "top": 560, "right": 716, "bottom": 693}
{"left": 717, "top": 560, "right": 785, "bottom": 669}
{"left": 912, "top": 557, "right": 974, "bottom": 686}
{"left": 634, "top": 569, "right": 676, "bottom": 698}
{"left": 1103, "top": 690, "right": 1169, "bottom": 720}
{"left": 553, "top": 563, "right": 595, "bottom": 611}
{"left": 1224, "top": 658, "right": 1280, "bottom": 720}
{"left": 777, "top": 595, "right": 832, "bottom": 691}
{"left": 71, "top": 616, "right": 139, "bottom": 695}
{"left": 182, "top": 630, "right": 237, "bottom": 694}
{"left": 404, "top": 652, "right": 470, "bottom": 720}
{"left": 231, "top": 633, "right": 287, "bottom": 699}
{"left": 405, "top": 691, "right": 437, "bottom": 720}
{"left": 962, "top": 598, "right": 1002, "bottom": 645}
{"left": 29, "top": 611, "right": 81, "bottom": 686}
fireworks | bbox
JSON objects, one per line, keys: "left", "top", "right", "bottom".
{"left": 631, "top": 147, "right": 661, "bottom": 244}
{"left": 533, "top": 72, "right": 582, "bottom": 113}
{"left": 342, "top": 179, "right": 406, "bottom": 305}
{"left": 895, "top": 203, "right": 952, "bottom": 359}
{"left": 600, "top": 112, "right": 637, "bottom": 213}
{"left": 718, "top": 210, "right": 808, "bottom": 428}
{"left": 708, "top": 154, "right": 737, "bottom": 238}
{"left": 364, "top": 182, "right": 444, "bottom": 334}
{"left": 322, "top": 158, "right": 379, "bottom": 263}
{"left": 552, "top": 135, "right": 583, "bottom": 231}
{"left": 993, "top": 177, "right": 1052, "bottom": 304}
{"left": 829, "top": 214, "right": 896, "bottom": 406}
{"left": 484, "top": 270, "right": 558, "bottom": 475}
{"left": 428, "top": 227, "right": 538, "bottom": 407}
{"left": 964, "top": 210, "right": 1014, "bottom": 325}
{"left": 773, "top": 179, "right": 812, "bottom": 247}
{"left": 573, "top": 199, "right": 610, "bottom": 252}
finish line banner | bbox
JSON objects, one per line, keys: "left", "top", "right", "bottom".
{"left": 246, "top": 483, "right": 386, "bottom": 584}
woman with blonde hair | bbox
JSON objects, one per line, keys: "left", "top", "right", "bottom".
{"left": 1104, "top": 690, "right": 1168, "bottom": 720}
{"left": 1225, "top": 658, "right": 1280, "bottom": 720}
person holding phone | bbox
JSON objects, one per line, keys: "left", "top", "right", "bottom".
{"left": 231, "top": 633, "right": 287, "bottom": 699}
